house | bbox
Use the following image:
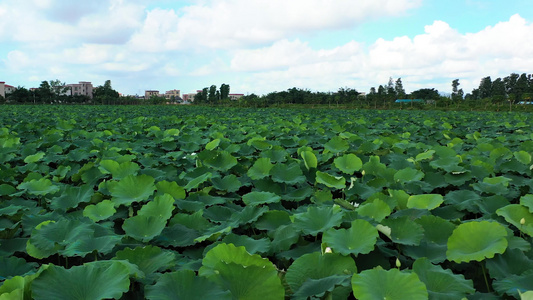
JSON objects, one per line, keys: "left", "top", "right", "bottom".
{"left": 164, "top": 89, "right": 181, "bottom": 100}
{"left": 66, "top": 82, "right": 94, "bottom": 99}
{"left": 0, "top": 82, "right": 5, "bottom": 98}
{"left": 144, "top": 90, "right": 160, "bottom": 99}
{"left": 229, "top": 93, "right": 244, "bottom": 101}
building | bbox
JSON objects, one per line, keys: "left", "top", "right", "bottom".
{"left": 229, "top": 93, "right": 244, "bottom": 101}
{"left": 164, "top": 89, "right": 181, "bottom": 100}
{"left": 66, "top": 82, "right": 94, "bottom": 99}
{"left": 145, "top": 90, "right": 160, "bottom": 99}
{"left": 0, "top": 82, "right": 5, "bottom": 98}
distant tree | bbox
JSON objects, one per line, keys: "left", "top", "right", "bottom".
{"left": 504, "top": 73, "right": 519, "bottom": 102}
{"left": 220, "top": 83, "right": 230, "bottom": 100}
{"left": 478, "top": 76, "right": 492, "bottom": 99}
{"left": 410, "top": 88, "right": 440, "bottom": 100}
{"left": 394, "top": 78, "right": 406, "bottom": 98}
{"left": 208, "top": 85, "right": 217, "bottom": 103}
{"left": 49, "top": 79, "right": 69, "bottom": 101}
{"left": 93, "top": 80, "right": 119, "bottom": 104}
{"left": 8, "top": 86, "right": 32, "bottom": 103}
{"left": 386, "top": 77, "right": 395, "bottom": 96}
{"left": 451, "top": 79, "right": 463, "bottom": 101}
{"left": 37, "top": 81, "right": 53, "bottom": 103}
{"left": 491, "top": 78, "right": 506, "bottom": 103}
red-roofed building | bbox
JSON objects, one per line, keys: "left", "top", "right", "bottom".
{"left": 229, "top": 93, "right": 244, "bottom": 101}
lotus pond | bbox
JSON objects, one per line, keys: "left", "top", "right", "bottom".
{"left": 1, "top": 105, "right": 533, "bottom": 299}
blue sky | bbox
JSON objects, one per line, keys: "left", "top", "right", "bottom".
{"left": 1, "top": 0, "right": 532, "bottom": 97}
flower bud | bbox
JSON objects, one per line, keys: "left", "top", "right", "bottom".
{"left": 395, "top": 258, "right": 401, "bottom": 268}
{"left": 521, "top": 218, "right": 526, "bottom": 225}
{"left": 324, "top": 247, "right": 332, "bottom": 254}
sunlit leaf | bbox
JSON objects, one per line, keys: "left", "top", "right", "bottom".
{"left": 446, "top": 221, "right": 508, "bottom": 263}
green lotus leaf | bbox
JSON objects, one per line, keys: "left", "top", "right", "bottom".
{"left": 0, "top": 184, "right": 16, "bottom": 196}
{"left": 154, "top": 224, "right": 199, "bottom": 248}
{"left": 61, "top": 225, "right": 122, "bottom": 257}
{"left": 294, "top": 206, "right": 343, "bottom": 236}
{"left": 194, "top": 224, "right": 232, "bottom": 243}
{"left": 254, "top": 210, "right": 291, "bottom": 231}
{"left": 496, "top": 204, "right": 533, "bottom": 236}
{"left": 17, "top": 178, "right": 59, "bottom": 196}
{"left": 394, "top": 167, "right": 425, "bottom": 183}
{"left": 205, "top": 138, "right": 221, "bottom": 150}
{"left": 247, "top": 157, "right": 273, "bottom": 180}
{"left": 486, "top": 248, "right": 533, "bottom": 281}
{"left": 31, "top": 261, "right": 131, "bottom": 300}
{"left": 357, "top": 199, "right": 392, "bottom": 222}
{"left": 413, "top": 257, "right": 475, "bottom": 299}
{"left": 113, "top": 245, "right": 175, "bottom": 282}
{"left": 493, "top": 270, "right": 533, "bottom": 299}
{"left": 352, "top": 267, "right": 428, "bottom": 300}
{"left": 184, "top": 172, "right": 212, "bottom": 191}
{"left": 0, "top": 276, "right": 24, "bottom": 299}
{"left": 83, "top": 200, "right": 116, "bottom": 222}
{"left": 23, "top": 152, "right": 45, "bottom": 164}
{"left": 229, "top": 205, "right": 269, "bottom": 227}
{"left": 260, "top": 146, "right": 289, "bottom": 163}
{"left": 155, "top": 181, "right": 186, "bottom": 199}
{"left": 292, "top": 275, "right": 351, "bottom": 299}
{"left": 381, "top": 216, "right": 425, "bottom": 246}
{"left": 163, "top": 128, "right": 180, "bottom": 137}
{"left": 284, "top": 185, "right": 313, "bottom": 202}
{"left": 316, "top": 171, "right": 346, "bottom": 189}
{"left": 110, "top": 174, "right": 156, "bottom": 206}
{"left": 300, "top": 150, "right": 318, "bottom": 170}
{"left": 170, "top": 210, "right": 211, "bottom": 231}
{"left": 199, "top": 243, "right": 284, "bottom": 299}
{"left": 322, "top": 219, "right": 379, "bottom": 256}
{"left": 138, "top": 193, "right": 175, "bottom": 220}
{"left": 50, "top": 184, "right": 95, "bottom": 211}
{"left": 415, "top": 150, "right": 435, "bottom": 162}
{"left": 242, "top": 191, "right": 281, "bottom": 206}
{"left": 361, "top": 156, "right": 387, "bottom": 176}
{"left": 203, "top": 150, "right": 237, "bottom": 171}
{"left": 249, "top": 138, "right": 272, "bottom": 151}
{"left": 446, "top": 221, "right": 508, "bottom": 263}
{"left": 270, "top": 224, "right": 300, "bottom": 252}
{"left": 221, "top": 234, "right": 271, "bottom": 254}
{"left": 334, "top": 154, "right": 363, "bottom": 174}
{"left": 271, "top": 163, "right": 306, "bottom": 184}
{"left": 0, "top": 257, "right": 39, "bottom": 280}
{"left": 520, "top": 195, "right": 533, "bottom": 213}
{"left": 407, "top": 194, "right": 444, "bottom": 210}
{"left": 324, "top": 136, "right": 349, "bottom": 153}
{"left": 145, "top": 269, "right": 231, "bottom": 300}
{"left": 211, "top": 175, "right": 242, "bottom": 192}
{"left": 98, "top": 160, "right": 140, "bottom": 179}
{"left": 27, "top": 219, "right": 91, "bottom": 259}
{"left": 415, "top": 215, "right": 456, "bottom": 245}
{"left": 443, "top": 190, "right": 481, "bottom": 213}
{"left": 122, "top": 215, "right": 167, "bottom": 242}
{"left": 430, "top": 156, "right": 463, "bottom": 172}
{"left": 285, "top": 252, "right": 357, "bottom": 295}
{"left": 514, "top": 151, "right": 532, "bottom": 165}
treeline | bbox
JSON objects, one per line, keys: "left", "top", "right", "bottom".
{"left": 193, "top": 84, "right": 230, "bottom": 104}
{"left": 466, "top": 73, "right": 533, "bottom": 103}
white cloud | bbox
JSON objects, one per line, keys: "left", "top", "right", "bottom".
{"left": 229, "top": 14, "right": 533, "bottom": 95}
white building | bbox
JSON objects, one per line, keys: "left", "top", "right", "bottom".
{"left": 66, "top": 82, "right": 93, "bottom": 99}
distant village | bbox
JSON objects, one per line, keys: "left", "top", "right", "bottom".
{"left": 0, "top": 81, "right": 244, "bottom": 104}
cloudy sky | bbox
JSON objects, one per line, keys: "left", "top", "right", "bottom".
{"left": 1, "top": 0, "right": 532, "bottom": 96}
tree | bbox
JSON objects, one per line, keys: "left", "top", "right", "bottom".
{"left": 220, "top": 84, "right": 230, "bottom": 100}
{"left": 491, "top": 78, "right": 506, "bottom": 102}
{"left": 93, "top": 80, "right": 119, "bottom": 105}
{"left": 410, "top": 88, "right": 440, "bottom": 100}
{"left": 208, "top": 85, "right": 217, "bottom": 103}
{"left": 451, "top": 79, "right": 463, "bottom": 101}
{"left": 36, "top": 81, "right": 53, "bottom": 103}
{"left": 394, "top": 78, "right": 406, "bottom": 98}
{"left": 478, "top": 76, "right": 492, "bottom": 99}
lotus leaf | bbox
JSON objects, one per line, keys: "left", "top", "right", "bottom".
{"left": 322, "top": 219, "right": 379, "bottom": 256}
{"left": 270, "top": 224, "right": 300, "bottom": 252}
{"left": 17, "top": 178, "right": 59, "bottom": 196}
{"left": 184, "top": 172, "right": 212, "bottom": 190}
{"left": 155, "top": 181, "right": 186, "bottom": 199}
{"left": 514, "top": 151, "right": 532, "bottom": 165}
{"left": 446, "top": 221, "right": 508, "bottom": 263}
{"left": 203, "top": 150, "right": 237, "bottom": 171}
{"left": 110, "top": 174, "right": 156, "bottom": 206}
{"left": 357, "top": 199, "right": 392, "bottom": 222}
{"left": 316, "top": 171, "right": 346, "bottom": 189}
{"left": 493, "top": 270, "right": 533, "bottom": 298}
{"left": 334, "top": 154, "right": 363, "bottom": 174}
{"left": 83, "top": 200, "right": 116, "bottom": 222}
{"left": 242, "top": 191, "right": 281, "bottom": 206}
{"left": 199, "top": 243, "right": 284, "bottom": 299}
{"left": 0, "top": 257, "right": 38, "bottom": 280}
{"left": 221, "top": 234, "right": 271, "bottom": 254}
{"left": 520, "top": 195, "right": 533, "bottom": 213}
{"left": 254, "top": 210, "right": 291, "bottom": 231}
{"left": 394, "top": 167, "right": 425, "bottom": 183}
{"left": 292, "top": 275, "right": 351, "bottom": 299}
{"left": 496, "top": 204, "right": 533, "bottom": 236}
{"left": 362, "top": 156, "right": 387, "bottom": 176}
{"left": 351, "top": 267, "right": 428, "bottom": 300}
{"left": 113, "top": 245, "right": 175, "bottom": 282}
{"left": 413, "top": 257, "right": 475, "bottom": 299}
{"left": 24, "top": 152, "right": 45, "bottom": 164}
{"left": 407, "top": 194, "right": 444, "bottom": 210}
{"left": 486, "top": 248, "right": 533, "bottom": 280}
{"left": 122, "top": 215, "right": 167, "bottom": 242}
{"left": 381, "top": 216, "right": 425, "bottom": 246}
{"left": 31, "top": 261, "right": 131, "bottom": 300}
{"left": 211, "top": 175, "right": 242, "bottom": 192}
{"left": 145, "top": 269, "right": 231, "bottom": 300}
{"left": 205, "top": 138, "right": 220, "bottom": 150}
{"left": 138, "top": 193, "right": 175, "bottom": 220}
{"left": 324, "top": 136, "right": 349, "bottom": 153}
{"left": 285, "top": 252, "right": 357, "bottom": 295}
{"left": 300, "top": 150, "right": 318, "bottom": 170}
{"left": 98, "top": 160, "right": 140, "bottom": 179}
{"left": 247, "top": 157, "right": 274, "bottom": 180}
{"left": 294, "top": 206, "right": 343, "bottom": 236}
{"left": 271, "top": 163, "right": 306, "bottom": 184}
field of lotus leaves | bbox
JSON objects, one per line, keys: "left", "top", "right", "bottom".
{"left": 1, "top": 105, "right": 533, "bottom": 299}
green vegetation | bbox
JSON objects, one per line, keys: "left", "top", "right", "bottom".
{"left": 1, "top": 105, "right": 533, "bottom": 299}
